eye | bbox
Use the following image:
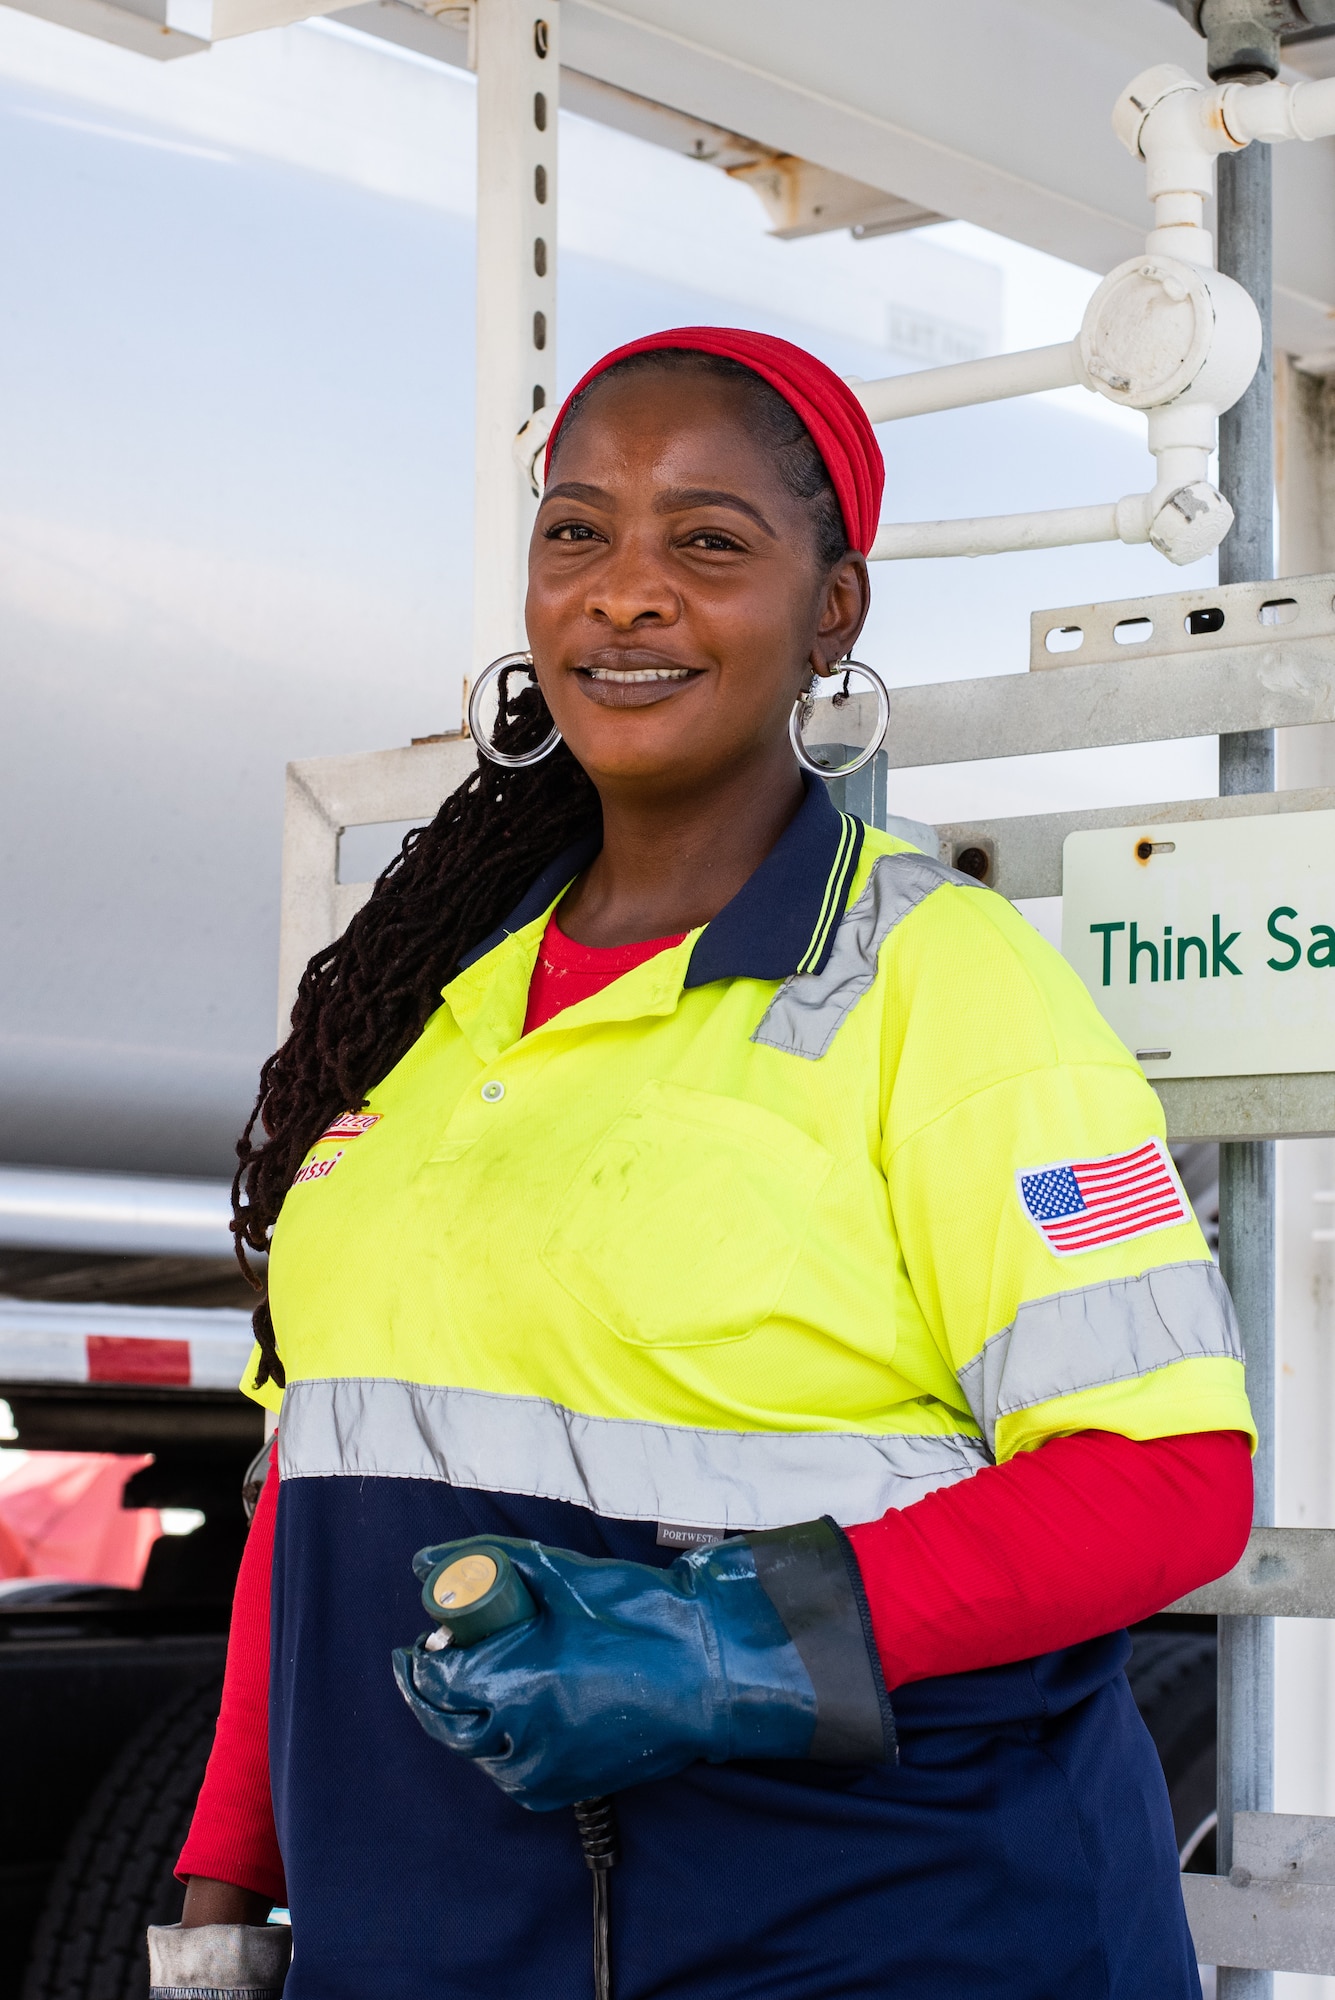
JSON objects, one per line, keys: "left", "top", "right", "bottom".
{"left": 545, "top": 520, "right": 602, "bottom": 542}
{"left": 684, "top": 527, "right": 744, "bottom": 553}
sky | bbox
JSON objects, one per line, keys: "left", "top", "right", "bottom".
{"left": 0, "top": 3, "right": 1222, "bottom": 1176}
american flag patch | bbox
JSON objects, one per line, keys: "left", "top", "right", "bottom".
{"left": 320, "top": 1112, "right": 382, "bottom": 1140}
{"left": 1017, "top": 1139, "right": 1188, "bottom": 1256}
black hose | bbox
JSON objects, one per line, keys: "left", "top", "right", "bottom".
{"left": 572, "top": 1796, "right": 619, "bottom": 2000}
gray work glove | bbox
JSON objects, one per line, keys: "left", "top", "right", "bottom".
{"left": 147, "top": 1922, "right": 291, "bottom": 1999}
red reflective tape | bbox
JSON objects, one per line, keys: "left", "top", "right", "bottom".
{"left": 86, "top": 1335, "right": 192, "bottom": 1387}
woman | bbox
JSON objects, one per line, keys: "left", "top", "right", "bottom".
{"left": 167, "top": 328, "right": 1253, "bottom": 2000}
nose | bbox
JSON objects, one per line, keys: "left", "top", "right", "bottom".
{"left": 584, "top": 534, "right": 680, "bottom": 631}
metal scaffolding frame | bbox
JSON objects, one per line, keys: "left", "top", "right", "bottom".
{"left": 1214, "top": 132, "right": 1277, "bottom": 2000}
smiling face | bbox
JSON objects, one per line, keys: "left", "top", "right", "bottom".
{"left": 525, "top": 361, "right": 869, "bottom": 807}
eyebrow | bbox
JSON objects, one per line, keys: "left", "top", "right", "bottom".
{"left": 653, "top": 487, "right": 777, "bottom": 536}
{"left": 541, "top": 479, "right": 777, "bottom": 538}
{"left": 542, "top": 481, "right": 614, "bottom": 505}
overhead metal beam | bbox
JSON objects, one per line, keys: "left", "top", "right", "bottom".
{"left": 544, "top": 0, "right": 1335, "bottom": 355}
{"left": 13, "top": 0, "right": 1335, "bottom": 350}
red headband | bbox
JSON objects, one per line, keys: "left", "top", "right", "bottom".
{"left": 542, "top": 326, "right": 885, "bottom": 557}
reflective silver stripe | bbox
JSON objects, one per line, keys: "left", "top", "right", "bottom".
{"left": 277, "top": 1377, "right": 990, "bottom": 1531}
{"left": 956, "top": 1261, "right": 1242, "bottom": 1454}
{"left": 751, "top": 851, "right": 983, "bottom": 1061}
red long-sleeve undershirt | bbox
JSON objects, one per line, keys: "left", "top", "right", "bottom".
{"left": 178, "top": 1447, "right": 286, "bottom": 1901}
{"left": 845, "top": 1427, "right": 1250, "bottom": 1686}
{"left": 178, "top": 919, "right": 1253, "bottom": 1894}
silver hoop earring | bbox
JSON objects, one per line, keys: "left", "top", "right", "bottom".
{"left": 468, "top": 651, "right": 562, "bottom": 768}
{"left": 789, "top": 658, "right": 890, "bottom": 780}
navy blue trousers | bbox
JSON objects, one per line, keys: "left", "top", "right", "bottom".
{"left": 271, "top": 1477, "right": 1200, "bottom": 2000}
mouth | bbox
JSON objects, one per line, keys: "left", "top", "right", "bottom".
{"left": 584, "top": 666, "right": 693, "bottom": 684}
{"left": 574, "top": 659, "right": 705, "bottom": 708}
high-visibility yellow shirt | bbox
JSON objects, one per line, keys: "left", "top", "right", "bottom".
{"left": 251, "top": 778, "right": 1252, "bottom": 1531}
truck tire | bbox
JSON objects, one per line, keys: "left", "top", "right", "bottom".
{"left": 20, "top": 1674, "right": 223, "bottom": 2000}
{"left": 1128, "top": 1628, "right": 1217, "bottom": 1873}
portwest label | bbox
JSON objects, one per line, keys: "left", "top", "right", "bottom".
{"left": 1061, "top": 811, "right": 1335, "bottom": 1080}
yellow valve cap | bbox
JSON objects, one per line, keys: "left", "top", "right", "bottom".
{"left": 431, "top": 1553, "right": 498, "bottom": 1611}
{"left": 420, "top": 1543, "right": 538, "bottom": 1646}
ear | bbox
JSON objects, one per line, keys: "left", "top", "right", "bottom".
{"left": 809, "top": 554, "right": 870, "bottom": 677}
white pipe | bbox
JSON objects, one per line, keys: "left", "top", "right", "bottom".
{"left": 854, "top": 342, "right": 1083, "bottom": 424}
{"left": 869, "top": 499, "right": 1134, "bottom": 561}
{"left": 1120, "top": 68, "right": 1335, "bottom": 267}
{"left": 0, "top": 1165, "right": 237, "bottom": 1259}
{"left": 863, "top": 63, "right": 1304, "bottom": 571}
{"left": 1222, "top": 75, "right": 1335, "bottom": 146}
{"left": 1115, "top": 68, "right": 1238, "bottom": 267}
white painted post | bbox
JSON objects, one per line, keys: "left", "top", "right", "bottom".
{"left": 472, "top": 0, "right": 558, "bottom": 683}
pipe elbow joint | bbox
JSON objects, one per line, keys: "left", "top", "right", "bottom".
{"left": 1147, "top": 480, "right": 1234, "bottom": 565}
{"left": 1113, "top": 65, "right": 1203, "bottom": 162}
{"left": 1115, "top": 67, "right": 1241, "bottom": 199}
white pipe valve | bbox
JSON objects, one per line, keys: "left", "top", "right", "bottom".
{"left": 1078, "top": 255, "right": 1260, "bottom": 419}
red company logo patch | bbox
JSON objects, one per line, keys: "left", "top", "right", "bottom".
{"left": 294, "top": 1149, "right": 344, "bottom": 1186}
{"left": 320, "top": 1112, "right": 382, "bottom": 1141}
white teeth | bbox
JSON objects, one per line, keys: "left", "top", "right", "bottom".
{"left": 585, "top": 667, "right": 692, "bottom": 683}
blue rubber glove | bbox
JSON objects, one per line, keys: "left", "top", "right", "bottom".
{"left": 391, "top": 1520, "right": 893, "bottom": 1812}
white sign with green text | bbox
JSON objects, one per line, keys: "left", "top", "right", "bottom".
{"left": 1061, "top": 811, "right": 1335, "bottom": 1079}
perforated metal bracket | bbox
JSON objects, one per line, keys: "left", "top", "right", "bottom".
{"left": 1030, "top": 570, "right": 1335, "bottom": 671}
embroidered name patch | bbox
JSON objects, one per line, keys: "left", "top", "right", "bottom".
{"left": 294, "top": 1149, "right": 344, "bottom": 1186}
{"left": 1018, "top": 1138, "right": 1188, "bottom": 1255}
{"left": 320, "top": 1112, "right": 382, "bottom": 1140}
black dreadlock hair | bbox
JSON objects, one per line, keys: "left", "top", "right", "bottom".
{"left": 234, "top": 349, "right": 851, "bottom": 1389}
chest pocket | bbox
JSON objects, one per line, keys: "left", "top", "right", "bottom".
{"left": 541, "top": 1078, "right": 833, "bottom": 1348}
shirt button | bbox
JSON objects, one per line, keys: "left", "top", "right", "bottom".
{"left": 480, "top": 1080, "right": 505, "bottom": 1103}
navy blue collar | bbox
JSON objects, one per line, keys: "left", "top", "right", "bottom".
{"left": 684, "top": 776, "right": 863, "bottom": 985}
{"left": 457, "top": 776, "right": 864, "bottom": 985}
